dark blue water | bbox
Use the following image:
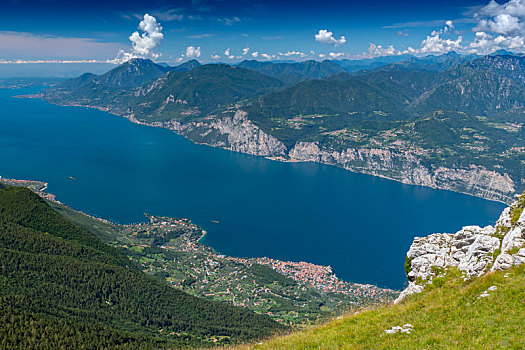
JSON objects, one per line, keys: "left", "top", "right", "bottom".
{"left": 0, "top": 88, "right": 506, "bottom": 289}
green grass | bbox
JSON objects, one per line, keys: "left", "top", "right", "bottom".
{"left": 404, "top": 256, "right": 413, "bottom": 275}
{"left": 510, "top": 193, "right": 525, "bottom": 226}
{"left": 237, "top": 265, "right": 525, "bottom": 349}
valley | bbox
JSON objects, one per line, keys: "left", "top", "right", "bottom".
{"left": 0, "top": 84, "right": 505, "bottom": 290}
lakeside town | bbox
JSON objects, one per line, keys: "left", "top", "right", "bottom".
{"left": 1, "top": 176, "right": 398, "bottom": 325}
{"left": 116, "top": 213, "right": 398, "bottom": 324}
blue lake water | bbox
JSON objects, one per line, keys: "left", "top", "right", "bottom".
{"left": 0, "top": 87, "right": 506, "bottom": 289}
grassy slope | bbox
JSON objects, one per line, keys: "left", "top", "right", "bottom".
{"left": 238, "top": 265, "right": 525, "bottom": 349}
{"left": 46, "top": 200, "right": 122, "bottom": 243}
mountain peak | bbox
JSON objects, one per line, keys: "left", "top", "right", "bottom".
{"left": 85, "top": 58, "right": 168, "bottom": 88}
{"left": 490, "top": 49, "right": 515, "bottom": 56}
{"left": 122, "top": 57, "right": 155, "bottom": 66}
{"left": 171, "top": 59, "right": 202, "bottom": 71}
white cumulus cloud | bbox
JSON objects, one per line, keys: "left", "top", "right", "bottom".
{"left": 329, "top": 52, "right": 345, "bottom": 59}
{"left": 466, "top": 0, "right": 525, "bottom": 54}
{"left": 242, "top": 47, "right": 250, "bottom": 55}
{"left": 251, "top": 51, "right": 259, "bottom": 58}
{"left": 260, "top": 53, "right": 277, "bottom": 60}
{"left": 185, "top": 46, "right": 201, "bottom": 58}
{"left": 223, "top": 48, "right": 235, "bottom": 59}
{"left": 279, "top": 51, "right": 307, "bottom": 57}
{"left": 418, "top": 32, "right": 463, "bottom": 54}
{"left": 315, "top": 29, "right": 347, "bottom": 46}
{"left": 348, "top": 1, "right": 525, "bottom": 59}
{"left": 367, "top": 43, "right": 401, "bottom": 57}
{"left": 400, "top": 22, "right": 462, "bottom": 56}
{"left": 466, "top": 31, "right": 525, "bottom": 54}
{"left": 474, "top": 0, "right": 525, "bottom": 36}
{"left": 114, "top": 14, "right": 164, "bottom": 63}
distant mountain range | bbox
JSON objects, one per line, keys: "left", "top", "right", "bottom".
{"left": 44, "top": 53, "right": 525, "bottom": 203}
{"left": 236, "top": 59, "right": 347, "bottom": 84}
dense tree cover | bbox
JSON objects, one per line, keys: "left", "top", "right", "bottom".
{"left": 0, "top": 186, "right": 130, "bottom": 267}
{"left": 0, "top": 187, "right": 284, "bottom": 348}
{"left": 236, "top": 60, "right": 346, "bottom": 85}
{"left": 0, "top": 305, "right": 169, "bottom": 350}
{"left": 129, "top": 64, "right": 283, "bottom": 121}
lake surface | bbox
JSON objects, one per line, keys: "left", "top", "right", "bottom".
{"left": 0, "top": 87, "right": 506, "bottom": 289}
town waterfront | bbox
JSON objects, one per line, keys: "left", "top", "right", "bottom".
{"left": 0, "top": 87, "right": 506, "bottom": 289}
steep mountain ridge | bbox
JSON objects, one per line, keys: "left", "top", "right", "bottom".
{"left": 172, "top": 59, "right": 202, "bottom": 71}
{"left": 130, "top": 64, "right": 283, "bottom": 121}
{"left": 394, "top": 51, "right": 475, "bottom": 72}
{"left": 94, "top": 58, "right": 169, "bottom": 88}
{"left": 411, "top": 55, "right": 525, "bottom": 119}
{"left": 236, "top": 59, "right": 346, "bottom": 84}
{"left": 353, "top": 67, "right": 438, "bottom": 100}
{"left": 43, "top": 54, "right": 525, "bottom": 203}
{"left": 334, "top": 54, "right": 414, "bottom": 72}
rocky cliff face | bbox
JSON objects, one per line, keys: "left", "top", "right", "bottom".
{"left": 182, "top": 110, "right": 288, "bottom": 157}
{"left": 135, "top": 113, "right": 516, "bottom": 203}
{"left": 396, "top": 192, "right": 525, "bottom": 303}
{"left": 289, "top": 141, "right": 515, "bottom": 203}
{"left": 44, "top": 97, "right": 518, "bottom": 203}
{"left": 128, "top": 110, "right": 287, "bottom": 157}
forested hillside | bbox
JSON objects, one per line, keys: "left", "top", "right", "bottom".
{"left": 0, "top": 186, "right": 283, "bottom": 349}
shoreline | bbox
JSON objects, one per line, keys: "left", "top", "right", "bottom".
{"left": 0, "top": 176, "right": 115, "bottom": 226}
{"left": 0, "top": 174, "right": 399, "bottom": 296}
{"left": 39, "top": 97, "right": 513, "bottom": 205}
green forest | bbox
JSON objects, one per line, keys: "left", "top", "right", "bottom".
{"left": 0, "top": 186, "right": 284, "bottom": 349}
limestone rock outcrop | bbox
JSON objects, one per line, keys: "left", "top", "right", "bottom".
{"left": 179, "top": 110, "right": 287, "bottom": 157}
{"left": 289, "top": 141, "right": 515, "bottom": 203}
{"left": 396, "top": 193, "right": 525, "bottom": 303}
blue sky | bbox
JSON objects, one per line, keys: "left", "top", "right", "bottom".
{"left": 1, "top": 0, "right": 524, "bottom": 66}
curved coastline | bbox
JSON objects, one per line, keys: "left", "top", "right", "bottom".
{"left": 41, "top": 97, "right": 514, "bottom": 205}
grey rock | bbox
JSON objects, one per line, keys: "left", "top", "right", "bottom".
{"left": 288, "top": 141, "right": 515, "bottom": 203}
{"left": 397, "top": 193, "right": 525, "bottom": 302}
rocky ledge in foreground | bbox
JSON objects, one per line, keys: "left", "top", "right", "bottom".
{"left": 397, "top": 192, "right": 525, "bottom": 303}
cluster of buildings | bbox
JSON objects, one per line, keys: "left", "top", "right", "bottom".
{"left": 251, "top": 257, "right": 392, "bottom": 299}
{"left": 0, "top": 177, "right": 58, "bottom": 202}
